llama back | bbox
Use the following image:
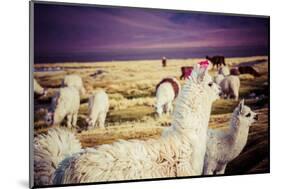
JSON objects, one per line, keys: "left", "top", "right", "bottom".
{"left": 56, "top": 87, "right": 80, "bottom": 115}
{"left": 56, "top": 134, "right": 198, "bottom": 184}
{"left": 63, "top": 74, "right": 86, "bottom": 95}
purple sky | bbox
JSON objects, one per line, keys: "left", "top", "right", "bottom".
{"left": 34, "top": 3, "right": 269, "bottom": 62}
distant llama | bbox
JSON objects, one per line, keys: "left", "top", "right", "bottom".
{"left": 155, "top": 77, "right": 181, "bottom": 117}
{"left": 203, "top": 100, "right": 258, "bottom": 175}
{"left": 230, "top": 67, "right": 240, "bottom": 76}
{"left": 50, "top": 62, "right": 221, "bottom": 184}
{"left": 180, "top": 66, "right": 193, "bottom": 80}
{"left": 213, "top": 74, "right": 224, "bottom": 85}
{"left": 162, "top": 56, "right": 167, "bottom": 67}
{"left": 238, "top": 66, "right": 261, "bottom": 77}
{"left": 218, "top": 66, "right": 230, "bottom": 76}
{"left": 87, "top": 90, "right": 109, "bottom": 129}
{"left": 220, "top": 75, "right": 240, "bottom": 100}
{"left": 206, "top": 56, "right": 226, "bottom": 70}
{"left": 45, "top": 86, "right": 80, "bottom": 128}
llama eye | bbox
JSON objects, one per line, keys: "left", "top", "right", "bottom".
{"left": 208, "top": 83, "right": 213, "bottom": 87}
{"left": 246, "top": 113, "right": 251, "bottom": 117}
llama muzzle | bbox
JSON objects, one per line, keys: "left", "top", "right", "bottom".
{"left": 254, "top": 114, "right": 258, "bottom": 120}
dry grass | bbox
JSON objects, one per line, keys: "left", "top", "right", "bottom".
{"left": 33, "top": 56, "right": 269, "bottom": 174}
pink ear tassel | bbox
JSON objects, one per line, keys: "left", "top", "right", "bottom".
{"left": 198, "top": 60, "right": 209, "bottom": 69}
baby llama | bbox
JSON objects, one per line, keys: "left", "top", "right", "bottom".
{"left": 45, "top": 86, "right": 80, "bottom": 128}
{"left": 51, "top": 62, "right": 221, "bottom": 184}
{"left": 87, "top": 90, "right": 109, "bottom": 129}
{"left": 203, "top": 99, "right": 258, "bottom": 175}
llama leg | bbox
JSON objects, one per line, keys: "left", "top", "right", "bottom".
{"left": 215, "top": 163, "right": 227, "bottom": 175}
{"left": 156, "top": 105, "right": 163, "bottom": 117}
{"left": 203, "top": 160, "right": 216, "bottom": 175}
{"left": 163, "top": 104, "right": 168, "bottom": 114}
{"left": 72, "top": 112, "right": 78, "bottom": 127}
{"left": 66, "top": 114, "right": 72, "bottom": 129}
{"left": 89, "top": 113, "right": 98, "bottom": 129}
{"left": 167, "top": 102, "right": 173, "bottom": 114}
{"left": 234, "top": 91, "right": 239, "bottom": 101}
{"left": 98, "top": 112, "right": 106, "bottom": 129}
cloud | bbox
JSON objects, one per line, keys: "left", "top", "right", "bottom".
{"left": 34, "top": 4, "right": 269, "bottom": 56}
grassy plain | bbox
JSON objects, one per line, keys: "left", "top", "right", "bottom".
{"left": 34, "top": 56, "right": 269, "bottom": 174}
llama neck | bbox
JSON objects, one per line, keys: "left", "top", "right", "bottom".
{"left": 166, "top": 80, "right": 213, "bottom": 175}
{"left": 227, "top": 117, "right": 250, "bottom": 157}
{"left": 171, "top": 82, "right": 212, "bottom": 133}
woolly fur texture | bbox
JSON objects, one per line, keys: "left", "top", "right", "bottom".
{"left": 203, "top": 100, "right": 257, "bottom": 175}
{"left": 34, "top": 128, "right": 82, "bottom": 186}
{"left": 45, "top": 86, "right": 80, "bottom": 128}
{"left": 53, "top": 63, "right": 221, "bottom": 184}
{"left": 87, "top": 90, "right": 109, "bottom": 129}
{"left": 63, "top": 74, "right": 86, "bottom": 96}
{"left": 220, "top": 75, "right": 240, "bottom": 100}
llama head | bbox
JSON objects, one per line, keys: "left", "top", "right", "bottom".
{"left": 189, "top": 63, "right": 221, "bottom": 103}
{"left": 234, "top": 99, "right": 258, "bottom": 127}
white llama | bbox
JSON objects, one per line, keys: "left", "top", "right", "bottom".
{"left": 220, "top": 75, "right": 240, "bottom": 100}
{"left": 203, "top": 99, "right": 258, "bottom": 175}
{"left": 45, "top": 86, "right": 80, "bottom": 128}
{"left": 87, "top": 90, "right": 109, "bottom": 129}
{"left": 34, "top": 128, "right": 82, "bottom": 186}
{"left": 218, "top": 66, "right": 230, "bottom": 76}
{"left": 51, "top": 63, "right": 221, "bottom": 184}
{"left": 213, "top": 74, "right": 224, "bottom": 85}
{"left": 155, "top": 77, "right": 181, "bottom": 117}
{"left": 62, "top": 74, "right": 86, "bottom": 96}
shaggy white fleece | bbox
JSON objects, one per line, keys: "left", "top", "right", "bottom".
{"left": 220, "top": 75, "right": 240, "bottom": 100}
{"left": 203, "top": 100, "right": 258, "bottom": 175}
{"left": 87, "top": 90, "right": 109, "bottom": 129}
{"left": 62, "top": 74, "right": 86, "bottom": 96}
{"left": 34, "top": 128, "right": 82, "bottom": 186}
{"left": 53, "top": 63, "right": 221, "bottom": 184}
{"left": 45, "top": 86, "right": 80, "bottom": 128}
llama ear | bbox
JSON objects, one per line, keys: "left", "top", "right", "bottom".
{"left": 238, "top": 99, "right": 245, "bottom": 113}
